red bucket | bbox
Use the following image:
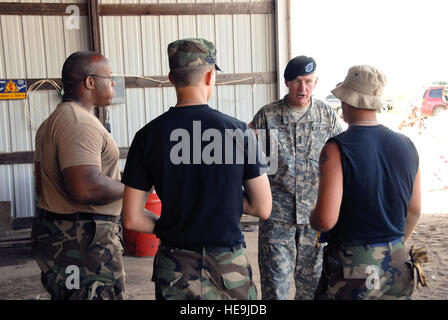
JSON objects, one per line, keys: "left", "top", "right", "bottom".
{"left": 123, "top": 193, "right": 161, "bottom": 257}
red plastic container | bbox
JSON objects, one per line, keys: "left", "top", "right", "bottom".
{"left": 123, "top": 192, "right": 161, "bottom": 257}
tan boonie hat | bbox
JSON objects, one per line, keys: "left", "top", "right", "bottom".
{"left": 331, "top": 65, "right": 387, "bottom": 110}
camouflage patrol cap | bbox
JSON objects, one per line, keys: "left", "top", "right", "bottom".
{"left": 168, "top": 38, "right": 222, "bottom": 71}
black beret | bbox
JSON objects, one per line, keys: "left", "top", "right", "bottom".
{"left": 284, "top": 56, "right": 316, "bottom": 81}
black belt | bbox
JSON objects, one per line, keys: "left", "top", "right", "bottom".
{"left": 161, "top": 241, "right": 245, "bottom": 254}
{"left": 36, "top": 208, "right": 120, "bottom": 223}
{"left": 329, "top": 237, "right": 404, "bottom": 249}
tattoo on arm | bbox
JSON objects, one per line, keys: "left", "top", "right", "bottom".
{"left": 319, "top": 148, "right": 329, "bottom": 176}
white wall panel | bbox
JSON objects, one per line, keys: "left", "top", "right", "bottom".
{"left": 159, "top": 1, "right": 178, "bottom": 78}
{"left": 0, "top": 26, "right": 9, "bottom": 154}
{"left": 12, "top": 164, "right": 34, "bottom": 218}
{"left": 195, "top": 0, "right": 215, "bottom": 43}
{"left": 251, "top": 14, "right": 274, "bottom": 73}
{"left": 144, "top": 88, "right": 164, "bottom": 123}
{"left": 213, "top": 1, "right": 236, "bottom": 117}
{"left": 0, "top": 165, "right": 13, "bottom": 204}
{"left": 22, "top": 14, "right": 49, "bottom": 150}
{"left": 235, "top": 85, "right": 254, "bottom": 124}
{"left": 177, "top": 0, "right": 197, "bottom": 39}
{"left": 0, "top": 100, "right": 14, "bottom": 215}
{"left": 122, "top": 17, "right": 143, "bottom": 78}
{"left": 233, "top": 15, "right": 252, "bottom": 74}
{"left": 9, "top": 102, "right": 31, "bottom": 153}
{"left": 141, "top": 14, "right": 162, "bottom": 76}
{"left": 109, "top": 103, "right": 128, "bottom": 147}
{"left": 1, "top": 4, "right": 36, "bottom": 218}
{"left": 22, "top": 16, "right": 46, "bottom": 78}
{"left": 43, "top": 16, "right": 67, "bottom": 77}
{"left": 214, "top": 17, "right": 234, "bottom": 74}
{"left": 126, "top": 89, "right": 146, "bottom": 144}
{"left": 63, "top": 16, "right": 90, "bottom": 55}
{"left": 6, "top": 14, "right": 35, "bottom": 153}
{"left": 101, "top": 12, "right": 128, "bottom": 147}
{"left": 122, "top": 12, "right": 144, "bottom": 144}
{"left": 48, "top": 90, "right": 62, "bottom": 113}
{"left": 16, "top": 14, "right": 45, "bottom": 218}
{"left": 162, "top": 87, "right": 177, "bottom": 113}
{"left": 195, "top": 1, "right": 217, "bottom": 110}
{"left": 0, "top": 102, "right": 10, "bottom": 153}
{"left": 140, "top": 9, "right": 165, "bottom": 123}
{"left": 0, "top": 21, "right": 14, "bottom": 214}
{"left": 28, "top": 92, "right": 52, "bottom": 146}
{"left": 208, "top": 88, "right": 218, "bottom": 110}
{"left": 9, "top": 100, "right": 33, "bottom": 218}
{"left": 232, "top": 12, "right": 253, "bottom": 122}
{"left": 252, "top": 83, "right": 275, "bottom": 114}
{"left": 216, "top": 86, "right": 236, "bottom": 117}
{"left": 1, "top": 16, "right": 27, "bottom": 78}
{"left": 158, "top": 0, "right": 179, "bottom": 113}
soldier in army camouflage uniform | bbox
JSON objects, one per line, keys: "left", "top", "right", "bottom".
{"left": 121, "top": 38, "right": 272, "bottom": 300}
{"left": 310, "top": 65, "right": 421, "bottom": 299}
{"left": 32, "top": 51, "right": 125, "bottom": 299}
{"left": 250, "top": 56, "right": 344, "bottom": 300}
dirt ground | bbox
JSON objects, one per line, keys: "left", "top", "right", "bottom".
{"left": 1, "top": 113, "right": 447, "bottom": 300}
{"left": 0, "top": 214, "right": 446, "bottom": 300}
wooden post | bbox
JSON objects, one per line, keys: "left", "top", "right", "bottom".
{"left": 0, "top": 201, "right": 12, "bottom": 232}
{"left": 275, "top": 0, "right": 291, "bottom": 99}
{"left": 88, "top": 0, "right": 110, "bottom": 131}
{"left": 88, "top": 0, "right": 101, "bottom": 53}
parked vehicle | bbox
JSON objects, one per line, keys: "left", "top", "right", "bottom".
{"left": 325, "top": 94, "right": 342, "bottom": 116}
{"left": 421, "top": 86, "right": 448, "bottom": 116}
{"left": 325, "top": 94, "right": 392, "bottom": 116}
{"left": 384, "top": 98, "right": 394, "bottom": 112}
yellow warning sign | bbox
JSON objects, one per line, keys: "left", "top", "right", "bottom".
{"left": 0, "top": 79, "right": 27, "bottom": 100}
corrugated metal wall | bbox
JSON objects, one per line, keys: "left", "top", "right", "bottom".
{"left": 0, "top": 0, "right": 276, "bottom": 218}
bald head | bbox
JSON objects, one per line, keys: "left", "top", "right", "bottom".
{"left": 61, "top": 51, "right": 107, "bottom": 98}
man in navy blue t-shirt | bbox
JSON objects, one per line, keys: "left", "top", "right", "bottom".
{"left": 310, "top": 65, "right": 421, "bottom": 300}
{"left": 121, "top": 38, "right": 272, "bottom": 300}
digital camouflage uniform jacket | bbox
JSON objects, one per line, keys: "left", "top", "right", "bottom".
{"left": 251, "top": 95, "right": 344, "bottom": 225}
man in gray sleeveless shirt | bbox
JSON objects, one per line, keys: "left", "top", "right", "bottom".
{"left": 310, "top": 65, "right": 422, "bottom": 299}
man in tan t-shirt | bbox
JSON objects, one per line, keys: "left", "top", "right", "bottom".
{"left": 32, "top": 51, "right": 125, "bottom": 300}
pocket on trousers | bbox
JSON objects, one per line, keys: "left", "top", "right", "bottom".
{"left": 221, "top": 271, "right": 250, "bottom": 291}
{"left": 31, "top": 219, "right": 63, "bottom": 259}
{"left": 153, "top": 269, "right": 183, "bottom": 287}
{"left": 152, "top": 248, "right": 183, "bottom": 287}
{"left": 322, "top": 250, "right": 343, "bottom": 279}
{"left": 84, "top": 221, "right": 121, "bottom": 251}
{"left": 31, "top": 219, "right": 51, "bottom": 245}
{"left": 82, "top": 221, "right": 123, "bottom": 273}
{"left": 76, "top": 221, "right": 96, "bottom": 251}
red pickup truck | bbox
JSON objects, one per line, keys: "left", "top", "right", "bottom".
{"left": 421, "top": 86, "right": 448, "bottom": 116}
